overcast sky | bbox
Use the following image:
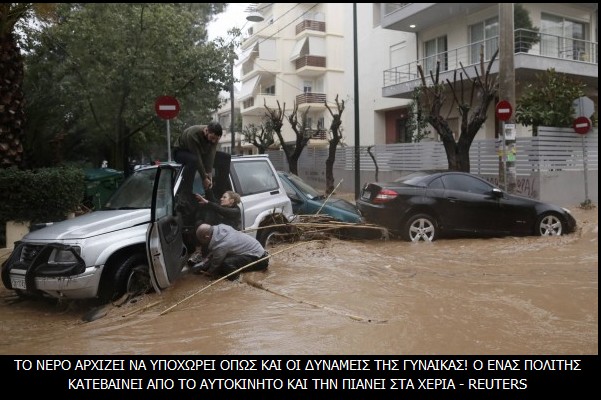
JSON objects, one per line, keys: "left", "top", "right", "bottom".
{"left": 208, "top": 3, "right": 250, "bottom": 87}
{"left": 208, "top": 3, "right": 250, "bottom": 42}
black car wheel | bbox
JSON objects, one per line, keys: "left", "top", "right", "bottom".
{"left": 403, "top": 214, "right": 437, "bottom": 242}
{"left": 100, "top": 253, "right": 152, "bottom": 303}
{"left": 537, "top": 213, "right": 564, "bottom": 236}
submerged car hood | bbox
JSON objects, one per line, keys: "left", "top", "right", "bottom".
{"left": 324, "top": 198, "right": 360, "bottom": 213}
{"left": 24, "top": 209, "right": 150, "bottom": 241}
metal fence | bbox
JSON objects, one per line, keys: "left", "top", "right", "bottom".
{"left": 267, "top": 127, "right": 598, "bottom": 205}
{"left": 269, "top": 128, "right": 597, "bottom": 174}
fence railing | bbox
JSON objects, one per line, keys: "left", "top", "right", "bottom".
{"left": 268, "top": 128, "right": 598, "bottom": 175}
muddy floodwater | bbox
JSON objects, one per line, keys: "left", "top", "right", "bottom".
{"left": 0, "top": 206, "right": 597, "bottom": 355}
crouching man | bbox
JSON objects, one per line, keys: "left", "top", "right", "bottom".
{"left": 194, "top": 223, "right": 269, "bottom": 280}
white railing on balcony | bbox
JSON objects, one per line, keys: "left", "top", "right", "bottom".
{"left": 383, "top": 29, "right": 598, "bottom": 88}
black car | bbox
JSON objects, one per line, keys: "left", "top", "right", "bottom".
{"left": 356, "top": 170, "right": 577, "bottom": 242}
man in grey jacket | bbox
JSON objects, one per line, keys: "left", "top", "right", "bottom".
{"left": 194, "top": 223, "right": 269, "bottom": 280}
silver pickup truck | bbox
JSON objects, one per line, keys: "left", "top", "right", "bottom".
{"left": 1, "top": 153, "right": 293, "bottom": 303}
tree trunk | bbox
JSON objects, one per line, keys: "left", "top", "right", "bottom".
{"left": 0, "top": 33, "right": 25, "bottom": 168}
{"left": 288, "top": 146, "right": 299, "bottom": 175}
{"left": 325, "top": 138, "right": 338, "bottom": 194}
{"left": 367, "top": 146, "right": 379, "bottom": 182}
{"left": 324, "top": 95, "right": 345, "bottom": 194}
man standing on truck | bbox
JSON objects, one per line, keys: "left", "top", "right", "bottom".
{"left": 173, "top": 121, "right": 223, "bottom": 208}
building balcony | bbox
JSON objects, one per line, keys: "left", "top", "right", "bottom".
{"left": 295, "top": 19, "right": 326, "bottom": 35}
{"left": 295, "top": 56, "right": 326, "bottom": 78}
{"left": 295, "top": 93, "right": 327, "bottom": 110}
{"left": 240, "top": 94, "right": 280, "bottom": 117}
{"left": 382, "top": 30, "right": 598, "bottom": 99}
{"left": 381, "top": 3, "right": 498, "bottom": 32}
{"left": 241, "top": 59, "right": 278, "bottom": 80}
{"left": 308, "top": 129, "right": 327, "bottom": 140}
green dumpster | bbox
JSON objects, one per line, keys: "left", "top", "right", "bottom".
{"left": 84, "top": 168, "right": 124, "bottom": 210}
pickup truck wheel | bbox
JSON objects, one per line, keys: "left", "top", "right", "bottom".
{"left": 257, "top": 226, "right": 292, "bottom": 248}
{"left": 99, "top": 254, "right": 151, "bottom": 303}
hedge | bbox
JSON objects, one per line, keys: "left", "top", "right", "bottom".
{"left": 0, "top": 166, "right": 85, "bottom": 224}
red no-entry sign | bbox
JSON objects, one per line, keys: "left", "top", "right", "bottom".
{"left": 573, "top": 116, "right": 592, "bottom": 135}
{"left": 155, "top": 96, "right": 180, "bottom": 120}
{"left": 496, "top": 100, "right": 512, "bottom": 121}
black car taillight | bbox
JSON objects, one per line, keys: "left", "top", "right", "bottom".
{"left": 373, "top": 189, "right": 398, "bottom": 203}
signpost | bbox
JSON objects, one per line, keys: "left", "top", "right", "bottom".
{"left": 573, "top": 116, "right": 592, "bottom": 203}
{"left": 496, "top": 100, "right": 514, "bottom": 190}
{"left": 495, "top": 100, "right": 512, "bottom": 121}
{"left": 155, "top": 96, "right": 180, "bottom": 161}
{"left": 573, "top": 116, "right": 592, "bottom": 135}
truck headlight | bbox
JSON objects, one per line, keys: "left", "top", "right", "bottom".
{"left": 48, "top": 246, "right": 81, "bottom": 264}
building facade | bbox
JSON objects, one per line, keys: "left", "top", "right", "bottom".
{"left": 380, "top": 3, "right": 598, "bottom": 139}
{"left": 233, "top": 3, "right": 597, "bottom": 152}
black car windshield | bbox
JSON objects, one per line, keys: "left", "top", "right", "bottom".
{"left": 393, "top": 171, "right": 435, "bottom": 186}
{"left": 286, "top": 174, "right": 324, "bottom": 200}
{"left": 104, "top": 168, "right": 156, "bottom": 209}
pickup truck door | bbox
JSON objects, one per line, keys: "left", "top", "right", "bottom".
{"left": 146, "top": 165, "right": 187, "bottom": 293}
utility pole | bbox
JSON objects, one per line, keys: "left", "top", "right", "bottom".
{"left": 499, "top": 3, "right": 517, "bottom": 193}
{"left": 353, "top": 3, "right": 361, "bottom": 200}
{"left": 230, "top": 59, "right": 236, "bottom": 155}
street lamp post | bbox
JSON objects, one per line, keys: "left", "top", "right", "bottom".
{"left": 353, "top": 3, "right": 361, "bottom": 200}
{"left": 230, "top": 60, "right": 236, "bottom": 155}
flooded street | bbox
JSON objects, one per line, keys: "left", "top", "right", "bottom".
{"left": 0, "top": 206, "right": 597, "bottom": 355}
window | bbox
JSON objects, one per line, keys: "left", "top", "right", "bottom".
{"left": 541, "top": 13, "right": 587, "bottom": 60}
{"left": 441, "top": 174, "right": 492, "bottom": 194}
{"left": 395, "top": 118, "right": 410, "bottom": 143}
{"left": 303, "top": 81, "right": 312, "bottom": 93}
{"left": 317, "top": 117, "right": 325, "bottom": 129}
{"left": 230, "top": 160, "right": 279, "bottom": 195}
{"left": 424, "top": 36, "right": 447, "bottom": 74}
{"left": 469, "top": 17, "right": 499, "bottom": 64}
{"left": 264, "top": 85, "right": 275, "bottom": 95}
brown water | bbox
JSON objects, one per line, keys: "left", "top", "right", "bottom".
{"left": 0, "top": 206, "right": 597, "bottom": 355}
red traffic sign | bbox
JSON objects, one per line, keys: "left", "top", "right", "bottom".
{"left": 155, "top": 96, "right": 180, "bottom": 120}
{"left": 573, "top": 116, "right": 592, "bottom": 135}
{"left": 495, "top": 100, "right": 513, "bottom": 121}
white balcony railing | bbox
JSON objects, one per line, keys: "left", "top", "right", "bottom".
{"left": 383, "top": 29, "right": 598, "bottom": 88}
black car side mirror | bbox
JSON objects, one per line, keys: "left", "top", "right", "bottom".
{"left": 491, "top": 188, "right": 503, "bottom": 198}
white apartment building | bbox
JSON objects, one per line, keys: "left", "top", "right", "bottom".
{"left": 234, "top": 3, "right": 597, "bottom": 152}
{"left": 237, "top": 3, "right": 415, "bottom": 150}
{"left": 381, "top": 3, "right": 597, "bottom": 139}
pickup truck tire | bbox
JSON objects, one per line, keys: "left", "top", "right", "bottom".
{"left": 257, "top": 225, "right": 292, "bottom": 248}
{"left": 99, "top": 253, "right": 151, "bottom": 303}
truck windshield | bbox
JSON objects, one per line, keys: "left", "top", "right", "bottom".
{"left": 104, "top": 168, "right": 156, "bottom": 209}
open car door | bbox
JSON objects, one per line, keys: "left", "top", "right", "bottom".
{"left": 146, "top": 165, "right": 187, "bottom": 293}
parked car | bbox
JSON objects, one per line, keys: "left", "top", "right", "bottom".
{"left": 356, "top": 170, "right": 577, "bottom": 242}
{"left": 277, "top": 171, "right": 363, "bottom": 223}
{"left": 1, "top": 153, "right": 293, "bottom": 303}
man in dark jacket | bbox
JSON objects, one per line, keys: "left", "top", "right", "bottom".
{"left": 173, "top": 122, "right": 223, "bottom": 205}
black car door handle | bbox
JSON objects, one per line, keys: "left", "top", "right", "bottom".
{"left": 270, "top": 190, "right": 279, "bottom": 195}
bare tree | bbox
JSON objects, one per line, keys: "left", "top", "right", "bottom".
{"left": 241, "top": 121, "right": 274, "bottom": 154}
{"left": 324, "top": 95, "right": 345, "bottom": 194}
{"left": 367, "top": 146, "right": 379, "bottom": 182}
{"left": 416, "top": 47, "right": 498, "bottom": 171}
{"left": 264, "top": 99, "right": 312, "bottom": 175}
